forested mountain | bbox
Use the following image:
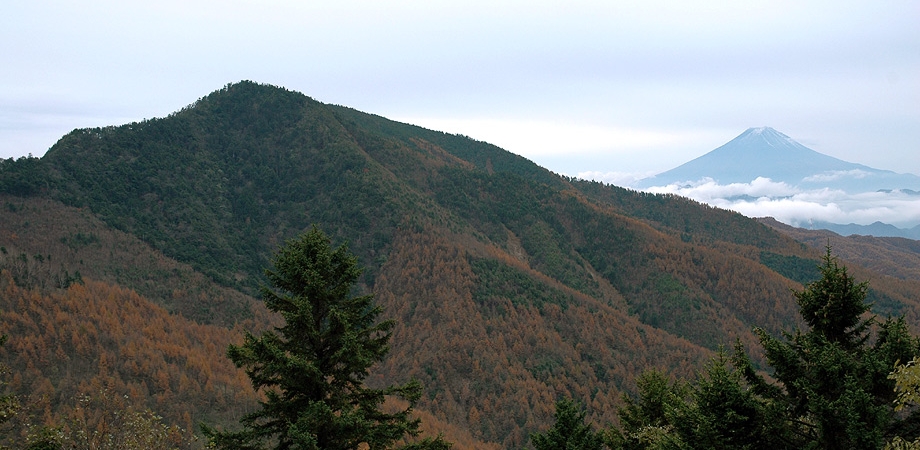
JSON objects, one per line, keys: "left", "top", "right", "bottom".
{"left": 758, "top": 217, "right": 920, "bottom": 281}
{"left": 2, "top": 81, "right": 920, "bottom": 447}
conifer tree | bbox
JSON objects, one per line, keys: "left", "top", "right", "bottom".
{"left": 204, "top": 226, "right": 449, "bottom": 450}
{"left": 613, "top": 356, "right": 789, "bottom": 450}
{"left": 739, "top": 248, "right": 920, "bottom": 449}
{"left": 669, "top": 350, "right": 789, "bottom": 450}
{"left": 614, "top": 249, "right": 920, "bottom": 449}
{"left": 531, "top": 398, "right": 605, "bottom": 450}
{"left": 613, "top": 370, "right": 684, "bottom": 449}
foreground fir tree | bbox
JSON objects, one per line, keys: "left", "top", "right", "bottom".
{"left": 531, "top": 398, "right": 605, "bottom": 450}
{"left": 735, "top": 248, "right": 920, "bottom": 449}
{"left": 612, "top": 355, "right": 789, "bottom": 450}
{"left": 612, "top": 370, "right": 684, "bottom": 449}
{"left": 668, "top": 350, "right": 790, "bottom": 450}
{"left": 613, "top": 248, "right": 920, "bottom": 450}
{"left": 203, "top": 227, "right": 449, "bottom": 450}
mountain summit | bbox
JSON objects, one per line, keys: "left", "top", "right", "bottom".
{"left": 637, "top": 127, "right": 919, "bottom": 192}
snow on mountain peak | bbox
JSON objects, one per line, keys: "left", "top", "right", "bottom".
{"left": 740, "top": 127, "right": 801, "bottom": 149}
{"left": 747, "top": 126, "right": 781, "bottom": 136}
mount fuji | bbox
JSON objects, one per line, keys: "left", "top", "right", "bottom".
{"left": 636, "top": 127, "right": 920, "bottom": 238}
{"left": 637, "top": 127, "right": 920, "bottom": 193}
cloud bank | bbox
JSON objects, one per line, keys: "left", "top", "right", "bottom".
{"left": 584, "top": 174, "right": 920, "bottom": 230}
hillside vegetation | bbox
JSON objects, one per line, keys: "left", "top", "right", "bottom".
{"left": 759, "top": 217, "right": 920, "bottom": 281}
{"left": 2, "top": 81, "right": 920, "bottom": 447}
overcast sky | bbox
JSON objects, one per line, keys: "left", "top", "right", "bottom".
{"left": 2, "top": 1, "right": 918, "bottom": 185}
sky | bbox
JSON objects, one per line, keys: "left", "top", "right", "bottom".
{"left": 2, "top": 1, "right": 919, "bottom": 226}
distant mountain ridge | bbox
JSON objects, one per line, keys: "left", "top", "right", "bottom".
{"left": 806, "top": 220, "right": 920, "bottom": 240}
{"left": 637, "top": 127, "right": 920, "bottom": 192}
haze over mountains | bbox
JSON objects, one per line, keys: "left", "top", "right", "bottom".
{"left": 636, "top": 127, "right": 920, "bottom": 238}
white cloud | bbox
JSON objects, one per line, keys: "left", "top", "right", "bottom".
{"left": 802, "top": 169, "right": 872, "bottom": 182}
{"left": 646, "top": 177, "right": 799, "bottom": 201}
{"left": 640, "top": 178, "right": 920, "bottom": 229}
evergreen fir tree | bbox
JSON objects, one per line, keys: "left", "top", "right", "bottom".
{"left": 203, "top": 226, "right": 449, "bottom": 450}
{"left": 531, "top": 398, "right": 604, "bottom": 450}
{"left": 613, "top": 248, "right": 920, "bottom": 450}
{"left": 741, "top": 247, "right": 920, "bottom": 449}
{"left": 613, "top": 370, "right": 685, "bottom": 450}
{"left": 669, "top": 350, "right": 788, "bottom": 450}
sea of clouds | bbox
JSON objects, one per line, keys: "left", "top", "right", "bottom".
{"left": 580, "top": 172, "right": 920, "bottom": 230}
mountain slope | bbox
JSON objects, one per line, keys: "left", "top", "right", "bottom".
{"left": 4, "top": 81, "right": 920, "bottom": 446}
{"left": 758, "top": 217, "right": 920, "bottom": 281}
{"left": 0, "top": 193, "right": 262, "bottom": 326}
{"left": 0, "top": 195, "right": 496, "bottom": 449}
